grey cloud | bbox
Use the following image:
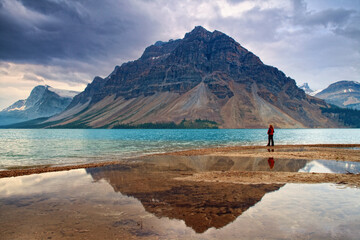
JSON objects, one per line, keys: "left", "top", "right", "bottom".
{"left": 22, "top": 73, "right": 44, "bottom": 82}
{"left": 30, "top": 66, "right": 90, "bottom": 84}
{"left": 0, "top": 61, "right": 10, "bottom": 68}
{"left": 225, "top": 0, "right": 247, "bottom": 4}
{"left": 335, "top": 26, "right": 360, "bottom": 41}
{"left": 0, "top": 0, "right": 161, "bottom": 66}
{"left": 291, "top": 0, "right": 359, "bottom": 41}
{"left": 0, "top": 0, "right": 359, "bottom": 93}
{"left": 333, "top": 14, "right": 360, "bottom": 43}
{"left": 304, "top": 8, "right": 354, "bottom": 27}
{"left": 294, "top": 7, "right": 355, "bottom": 29}
{"left": 209, "top": 6, "right": 287, "bottom": 45}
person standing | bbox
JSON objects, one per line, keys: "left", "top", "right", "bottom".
{"left": 267, "top": 124, "right": 274, "bottom": 146}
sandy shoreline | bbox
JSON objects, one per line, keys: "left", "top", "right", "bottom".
{"left": 176, "top": 170, "right": 360, "bottom": 187}
{"left": 0, "top": 161, "right": 133, "bottom": 178}
{"left": 160, "top": 144, "right": 360, "bottom": 161}
{"left": 1, "top": 144, "right": 360, "bottom": 186}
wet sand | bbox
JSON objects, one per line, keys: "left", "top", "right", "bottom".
{"left": 170, "top": 144, "right": 360, "bottom": 187}
{"left": 176, "top": 170, "right": 360, "bottom": 187}
{"left": 162, "top": 144, "right": 360, "bottom": 162}
{"left": 0, "top": 161, "right": 129, "bottom": 178}
{"left": 1, "top": 144, "right": 360, "bottom": 187}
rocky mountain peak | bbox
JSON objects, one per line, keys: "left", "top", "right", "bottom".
{"left": 25, "top": 85, "right": 48, "bottom": 108}
{"left": 42, "top": 26, "right": 347, "bottom": 129}
{"left": 140, "top": 38, "right": 181, "bottom": 60}
{"left": 299, "top": 83, "right": 314, "bottom": 95}
{"left": 184, "top": 26, "right": 212, "bottom": 41}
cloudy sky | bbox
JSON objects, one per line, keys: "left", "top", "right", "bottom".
{"left": 0, "top": 0, "right": 359, "bottom": 109}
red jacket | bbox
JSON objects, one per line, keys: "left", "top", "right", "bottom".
{"left": 267, "top": 127, "right": 274, "bottom": 135}
{"left": 268, "top": 157, "right": 275, "bottom": 169}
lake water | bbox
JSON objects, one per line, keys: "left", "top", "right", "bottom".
{"left": 0, "top": 128, "right": 359, "bottom": 170}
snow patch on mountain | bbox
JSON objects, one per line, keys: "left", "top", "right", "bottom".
{"left": 48, "top": 86, "right": 79, "bottom": 98}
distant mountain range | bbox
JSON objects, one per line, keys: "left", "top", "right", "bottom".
{"left": 0, "top": 85, "right": 79, "bottom": 125}
{"left": 299, "top": 81, "right": 360, "bottom": 110}
{"left": 3, "top": 27, "right": 360, "bottom": 128}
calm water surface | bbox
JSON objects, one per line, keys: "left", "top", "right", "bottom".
{"left": 0, "top": 128, "right": 359, "bottom": 169}
{"left": 0, "top": 165, "right": 359, "bottom": 239}
{"left": 139, "top": 155, "right": 360, "bottom": 174}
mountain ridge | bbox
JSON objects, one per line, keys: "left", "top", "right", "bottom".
{"left": 0, "top": 85, "right": 79, "bottom": 126}
{"left": 315, "top": 80, "right": 360, "bottom": 110}
{"left": 14, "top": 26, "right": 355, "bottom": 128}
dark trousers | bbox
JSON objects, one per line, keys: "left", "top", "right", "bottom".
{"left": 267, "top": 135, "right": 274, "bottom": 146}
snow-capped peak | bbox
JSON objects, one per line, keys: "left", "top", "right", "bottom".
{"left": 298, "top": 83, "right": 314, "bottom": 94}
{"left": 47, "top": 86, "right": 79, "bottom": 98}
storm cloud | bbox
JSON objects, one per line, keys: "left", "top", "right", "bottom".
{"left": 0, "top": 0, "right": 161, "bottom": 64}
{"left": 0, "top": 0, "right": 359, "bottom": 109}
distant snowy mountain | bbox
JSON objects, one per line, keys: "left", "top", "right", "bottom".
{"left": 298, "top": 83, "right": 323, "bottom": 96}
{"left": 314, "top": 80, "right": 360, "bottom": 110}
{"left": 0, "top": 85, "right": 79, "bottom": 126}
{"left": 298, "top": 83, "right": 314, "bottom": 95}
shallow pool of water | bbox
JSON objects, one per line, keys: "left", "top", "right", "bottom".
{"left": 0, "top": 163, "right": 359, "bottom": 239}
{"left": 138, "top": 155, "right": 360, "bottom": 174}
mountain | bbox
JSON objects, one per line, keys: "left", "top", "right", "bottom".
{"left": 298, "top": 83, "right": 324, "bottom": 96}
{"left": 314, "top": 81, "right": 360, "bottom": 110}
{"left": 0, "top": 85, "right": 79, "bottom": 125}
{"left": 298, "top": 83, "right": 314, "bottom": 95}
{"left": 27, "top": 27, "right": 350, "bottom": 128}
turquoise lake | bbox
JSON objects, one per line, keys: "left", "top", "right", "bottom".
{"left": 0, "top": 128, "right": 359, "bottom": 170}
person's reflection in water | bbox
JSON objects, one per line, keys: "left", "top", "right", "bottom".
{"left": 267, "top": 148, "right": 275, "bottom": 170}
{"left": 268, "top": 157, "right": 275, "bottom": 169}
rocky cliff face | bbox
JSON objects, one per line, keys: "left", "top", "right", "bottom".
{"left": 0, "top": 85, "right": 79, "bottom": 125}
{"left": 46, "top": 26, "right": 342, "bottom": 128}
{"left": 315, "top": 81, "right": 360, "bottom": 110}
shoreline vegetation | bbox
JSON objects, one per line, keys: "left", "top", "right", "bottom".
{"left": 320, "top": 106, "right": 360, "bottom": 127}
{"left": 0, "top": 118, "right": 219, "bottom": 129}
{"left": 1, "top": 144, "right": 360, "bottom": 188}
{"left": 112, "top": 119, "right": 219, "bottom": 129}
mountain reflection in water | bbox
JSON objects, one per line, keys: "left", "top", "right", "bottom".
{"left": 2, "top": 154, "right": 360, "bottom": 239}
{"left": 85, "top": 155, "right": 360, "bottom": 233}
{"left": 85, "top": 155, "right": 304, "bottom": 233}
